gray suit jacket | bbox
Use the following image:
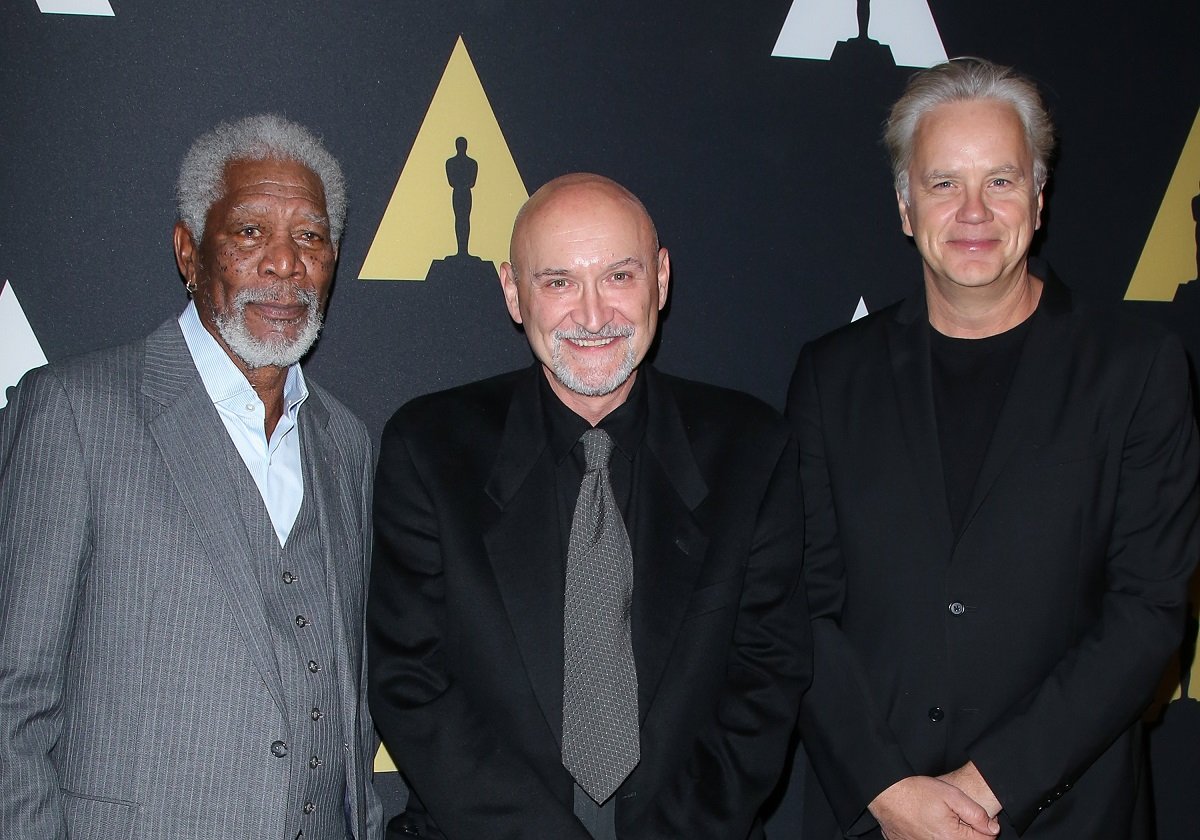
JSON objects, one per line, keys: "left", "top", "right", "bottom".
{"left": 0, "top": 319, "right": 385, "bottom": 840}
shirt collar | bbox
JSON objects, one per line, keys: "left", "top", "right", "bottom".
{"left": 539, "top": 366, "right": 648, "bottom": 464}
{"left": 178, "top": 300, "right": 309, "bottom": 413}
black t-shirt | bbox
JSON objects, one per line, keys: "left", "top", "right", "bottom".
{"left": 930, "top": 318, "right": 1032, "bottom": 535}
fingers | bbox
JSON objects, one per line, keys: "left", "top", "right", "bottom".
{"left": 871, "top": 775, "right": 1000, "bottom": 840}
{"left": 944, "top": 786, "right": 1000, "bottom": 836}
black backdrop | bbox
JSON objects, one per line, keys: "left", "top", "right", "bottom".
{"left": 3, "top": 1, "right": 1198, "bottom": 835}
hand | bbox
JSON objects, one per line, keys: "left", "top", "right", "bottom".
{"left": 868, "top": 775, "right": 1001, "bottom": 840}
{"left": 939, "top": 761, "right": 1002, "bottom": 818}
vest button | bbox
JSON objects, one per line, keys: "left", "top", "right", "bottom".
{"left": 928, "top": 706, "right": 945, "bottom": 722}
{"left": 282, "top": 571, "right": 297, "bottom": 584}
{"left": 270, "top": 740, "right": 288, "bottom": 757}
{"left": 949, "top": 602, "right": 965, "bottom": 615}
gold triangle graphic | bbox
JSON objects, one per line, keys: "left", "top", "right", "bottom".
{"left": 375, "top": 743, "right": 397, "bottom": 774}
{"left": 359, "top": 37, "right": 529, "bottom": 281}
{"left": 1125, "top": 107, "right": 1200, "bottom": 301}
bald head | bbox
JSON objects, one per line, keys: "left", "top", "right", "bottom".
{"left": 509, "top": 173, "right": 659, "bottom": 277}
{"left": 499, "top": 172, "right": 670, "bottom": 424}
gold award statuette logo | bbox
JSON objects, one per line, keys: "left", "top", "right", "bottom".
{"left": 360, "top": 36, "right": 528, "bottom": 283}
{"left": 1126, "top": 107, "right": 1200, "bottom": 302}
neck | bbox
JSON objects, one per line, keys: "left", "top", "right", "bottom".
{"left": 926, "top": 267, "right": 1043, "bottom": 338}
{"left": 203, "top": 323, "right": 291, "bottom": 438}
{"left": 243, "top": 364, "right": 289, "bottom": 439}
{"left": 543, "top": 367, "right": 637, "bottom": 427}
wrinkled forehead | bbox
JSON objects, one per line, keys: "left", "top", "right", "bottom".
{"left": 219, "top": 157, "right": 327, "bottom": 207}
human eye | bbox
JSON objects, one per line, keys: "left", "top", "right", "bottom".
{"left": 237, "top": 224, "right": 261, "bottom": 238}
{"left": 546, "top": 277, "right": 569, "bottom": 289}
{"left": 297, "top": 230, "right": 324, "bottom": 243}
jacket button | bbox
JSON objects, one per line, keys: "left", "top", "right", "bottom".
{"left": 270, "top": 740, "right": 288, "bottom": 757}
{"left": 309, "top": 755, "right": 322, "bottom": 769}
{"left": 311, "top": 707, "right": 323, "bottom": 721}
{"left": 308, "top": 660, "right": 320, "bottom": 673}
{"left": 948, "top": 602, "right": 965, "bottom": 615}
{"left": 928, "top": 706, "right": 945, "bottom": 722}
{"left": 303, "top": 801, "right": 316, "bottom": 814}
{"left": 295, "top": 615, "right": 309, "bottom": 627}
{"left": 282, "top": 571, "right": 297, "bottom": 584}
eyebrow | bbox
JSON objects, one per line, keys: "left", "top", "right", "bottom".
{"left": 531, "top": 257, "right": 646, "bottom": 279}
{"left": 922, "top": 163, "right": 1024, "bottom": 181}
{"left": 228, "top": 204, "right": 330, "bottom": 228}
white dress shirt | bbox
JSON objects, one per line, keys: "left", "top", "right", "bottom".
{"left": 179, "top": 302, "right": 308, "bottom": 545}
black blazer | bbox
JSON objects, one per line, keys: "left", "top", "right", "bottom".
{"left": 368, "top": 364, "right": 811, "bottom": 840}
{"left": 787, "top": 274, "right": 1199, "bottom": 839}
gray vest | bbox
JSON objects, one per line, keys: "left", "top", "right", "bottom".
{"left": 225, "top": 422, "right": 349, "bottom": 840}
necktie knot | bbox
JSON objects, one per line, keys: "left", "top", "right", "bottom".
{"left": 580, "top": 428, "right": 615, "bottom": 472}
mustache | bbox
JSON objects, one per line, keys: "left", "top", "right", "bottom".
{"left": 231, "top": 285, "right": 319, "bottom": 308}
{"left": 553, "top": 325, "right": 634, "bottom": 341}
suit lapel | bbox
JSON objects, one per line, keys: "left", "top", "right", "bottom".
{"left": 482, "top": 369, "right": 566, "bottom": 745}
{"left": 301, "top": 392, "right": 361, "bottom": 668}
{"left": 141, "top": 320, "right": 287, "bottom": 720}
{"left": 957, "top": 275, "right": 1073, "bottom": 537}
{"left": 631, "top": 368, "right": 709, "bottom": 723}
{"left": 886, "top": 299, "right": 955, "bottom": 547}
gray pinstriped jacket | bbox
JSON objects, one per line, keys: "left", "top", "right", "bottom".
{"left": 0, "top": 319, "right": 384, "bottom": 840}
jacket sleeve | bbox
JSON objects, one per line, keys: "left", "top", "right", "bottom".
{"left": 0, "top": 369, "right": 91, "bottom": 840}
{"left": 786, "top": 344, "right": 914, "bottom": 835}
{"left": 967, "top": 333, "right": 1200, "bottom": 831}
{"left": 366, "top": 414, "right": 592, "bottom": 840}
{"left": 636, "top": 432, "right": 812, "bottom": 839}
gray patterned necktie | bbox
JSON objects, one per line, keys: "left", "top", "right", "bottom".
{"left": 562, "top": 428, "right": 641, "bottom": 804}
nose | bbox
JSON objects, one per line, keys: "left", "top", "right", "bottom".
{"left": 575, "top": 282, "right": 613, "bottom": 333}
{"left": 956, "top": 185, "right": 992, "bottom": 224}
{"left": 260, "top": 232, "right": 304, "bottom": 280}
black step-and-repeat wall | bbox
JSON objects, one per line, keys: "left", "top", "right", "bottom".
{"left": 3, "top": 1, "right": 1198, "bottom": 835}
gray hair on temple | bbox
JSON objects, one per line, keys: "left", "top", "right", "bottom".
{"left": 884, "top": 58, "right": 1055, "bottom": 203}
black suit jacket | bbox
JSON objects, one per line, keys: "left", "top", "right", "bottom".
{"left": 368, "top": 364, "right": 810, "bottom": 840}
{"left": 787, "top": 274, "right": 1199, "bottom": 838}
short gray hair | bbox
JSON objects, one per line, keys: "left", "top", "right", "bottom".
{"left": 885, "top": 58, "right": 1055, "bottom": 202}
{"left": 176, "top": 113, "right": 347, "bottom": 245}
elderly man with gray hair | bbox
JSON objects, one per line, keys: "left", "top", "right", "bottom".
{"left": 788, "top": 59, "right": 1199, "bottom": 839}
{"left": 0, "top": 114, "right": 384, "bottom": 840}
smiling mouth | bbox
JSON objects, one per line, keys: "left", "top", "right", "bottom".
{"left": 569, "top": 337, "right": 618, "bottom": 348}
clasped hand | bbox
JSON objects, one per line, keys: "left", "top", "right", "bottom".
{"left": 869, "top": 762, "right": 1001, "bottom": 840}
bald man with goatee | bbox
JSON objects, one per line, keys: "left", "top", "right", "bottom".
{"left": 368, "top": 173, "right": 811, "bottom": 840}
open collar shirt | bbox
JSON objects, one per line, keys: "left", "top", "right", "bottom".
{"left": 178, "top": 301, "right": 308, "bottom": 545}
